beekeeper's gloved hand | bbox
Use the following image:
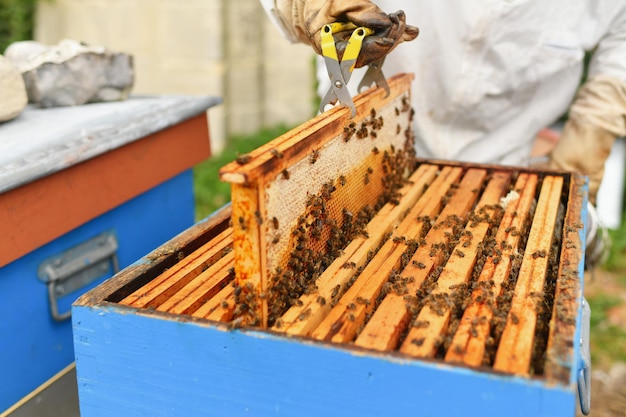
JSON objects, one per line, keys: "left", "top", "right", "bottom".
{"left": 549, "top": 75, "right": 626, "bottom": 205}
{"left": 276, "top": 0, "right": 419, "bottom": 68}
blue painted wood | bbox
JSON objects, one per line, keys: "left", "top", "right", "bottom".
{"left": 73, "top": 304, "right": 576, "bottom": 417}
{"left": 0, "top": 170, "right": 194, "bottom": 412}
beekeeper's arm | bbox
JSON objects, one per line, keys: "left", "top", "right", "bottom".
{"left": 260, "top": 0, "right": 418, "bottom": 68}
{"left": 549, "top": 9, "right": 626, "bottom": 204}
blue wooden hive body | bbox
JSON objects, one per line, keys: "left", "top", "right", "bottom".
{"left": 0, "top": 95, "right": 219, "bottom": 412}
{"left": 72, "top": 76, "right": 589, "bottom": 416}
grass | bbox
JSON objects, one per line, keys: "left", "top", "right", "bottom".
{"left": 587, "top": 212, "right": 626, "bottom": 368}
{"left": 193, "top": 124, "right": 292, "bottom": 221}
{"left": 0, "top": 0, "right": 36, "bottom": 52}
{"left": 587, "top": 292, "right": 626, "bottom": 367}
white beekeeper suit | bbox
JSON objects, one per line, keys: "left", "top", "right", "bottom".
{"left": 261, "top": 0, "right": 626, "bottom": 205}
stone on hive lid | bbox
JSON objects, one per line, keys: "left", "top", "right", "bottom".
{"left": 5, "top": 39, "right": 134, "bottom": 108}
{"left": 0, "top": 55, "right": 28, "bottom": 122}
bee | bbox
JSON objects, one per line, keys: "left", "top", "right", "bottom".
{"left": 342, "top": 261, "right": 356, "bottom": 269}
{"left": 413, "top": 320, "right": 430, "bottom": 329}
{"left": 271, "top": 217, "right": 279, "bottom": 230}
{"left": 411, "top": 338, "right": 425, "bottom": 346}
{"left": 412, "top": 260, "right": 426, "bottom": 269}
{"left": 455, "top": 250, "right": 465, "bottom": 258}
{"left": 372, "top": 147, "right": 380, "bottom": 155}
{"left": 270, "top": 148, "right": 284, "bottom": 158}
{"left": 281, "top": 169, "right": 290, "bottom": 180}
{"left": 396, "top": 124, "right": 401, "bottom": 135}
{"left": 343, "top": 127, "right": 354, "bottom": 142}
{"left": 316, "top": 295, "right": 326, "bottom": 306}
{"left": 338, "top": 175, "right": 347, "bottom": 186}
{"left": 364, "top": 173, "right": 370, "bottom": 184}
{"left": 370, "top": 108, "right": 377, "bottom": 118}
{"left": 254, "top": 211, "right": 263, "bottom": 225}
{"left": 235, "top": 154, "right": 251, "bottom": 165}
{"left": 395, "top": 107, "right": 400, "bottom": 116}
{"left": 347, "top": 313, "right": 356, "bottom": 322}
{"left": 309, "top": 149, "right": 320, "bottom": 164}
{"left": 510, "top": 312, "right": 519, "bottom": 324}
{"left": 238, "top": 216, "right": 247, "bottom": 231}
{"left": 356, "top": 297, "right": 370, "bottom": 306}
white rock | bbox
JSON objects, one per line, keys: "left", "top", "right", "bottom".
{"left": 5, "top": 39, "right": 134, "bottom": 108}
{"left": 0, "top": 55, "right": 28, "bottom": 122}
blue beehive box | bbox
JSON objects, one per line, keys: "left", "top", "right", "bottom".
{"left": 0, "top": 95, "right": 219, "bottom": 412}
{"left": 71, "top": 194, "right": 589, "bottom": 417}
{"left": 71, "top": 77, "right": 590, "bottom": 417}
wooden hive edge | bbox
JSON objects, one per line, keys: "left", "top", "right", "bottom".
{"left": 74, "top": 205, "right": 232, "bottom": 307}
{"left": 218, "top": 73, "right": 414, "bottom": 185}
{"left": 544, "top": 173, "right": 587, "bottom": 384}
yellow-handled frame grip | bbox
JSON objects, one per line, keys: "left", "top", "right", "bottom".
{"left": 321, "top": 23, "right": 373, "bottom": 62}
{"left": 319, "top": 23, "right": 375, "bottom": 118}
{"left": 342, "top": 27, "right": 374, "bottom": 62}
{"left": 321, "top": 24, "right": 340, "bottom": 61}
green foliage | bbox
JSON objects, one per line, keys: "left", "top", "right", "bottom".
{"left": 193, "top": 125, "right": 292, "bottom": 221}
{"left": 0, "top": 0, "right": 37, "bottom": 53}
{"left": 605, "top": 219, "right": 626, "bottom": 274}
{"left": 587, "top": 292, "right": 626, "bottom": 367}
{"left": 602, "top": 155, "right": 626, "bottom": 276}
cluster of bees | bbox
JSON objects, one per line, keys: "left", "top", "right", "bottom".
{"left": 256, "top": 105, "right": 416, "bottom": 326}
{"left": 265, "top": 142, "right": 418, "bottom": 326}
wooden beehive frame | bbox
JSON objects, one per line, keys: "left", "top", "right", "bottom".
{"left": 113, "top": 73, "right": 586, "bottom": 385}
{"left": 219, "top": 73, "right": 416, "bottom": 327}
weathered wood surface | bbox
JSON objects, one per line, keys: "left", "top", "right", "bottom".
{"left": 219, "top": 74, "right": 413, "bottom": 185}
{"left": 75, "top": 205, "right": 232, "bottom": 306}
{"left": 119, "top": 228, "right": 233, "bottom": 308}
{"left": 392, "top": 171, "right": 510, "bottom": 357}
{"left": 0, "top": 113, "right": 212, "bottom": 268}
{"left": 194, "top": 285, "right": 235, "bottom": 323}
{"left": 545, "top": 174, "right": 586, "bottom": 382}
{"left": 0, "top": 95, "right": 220, "bottom": 194}
{"left": 310, "top": 166, "right": 464, "bottom": 343}
{"left": 445, "top": 173, "right": 539, "bottom": 366}
{"left": 276, "top": 163, "right": 438, "bottom": 336}
{"left": 156, "top": 252, "right": 234, "bottom": 315}
{"left": 356, "top": 168, "right": 488, "bottom": 352}
{"left": 493, "top": 176, "right": 564, "bottom": 375}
